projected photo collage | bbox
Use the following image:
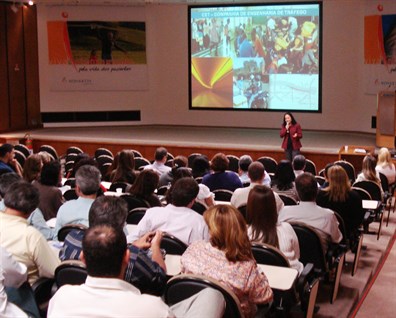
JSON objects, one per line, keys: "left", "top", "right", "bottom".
{"left": 189, "top": 3, "right": 321, "bottom": 111}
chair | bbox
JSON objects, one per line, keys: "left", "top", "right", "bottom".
{"left": 188, "top": 153, "right": 202, "bottom": 168}
{"left": 157, "top": 185, "right": 169, "bottom": 195}
{"left": 109, "top": 182, "right": 129, "bottom": 193}
{"left": 96, "top": 154, "right": 113, "bottom": 166}
{"left": 55, "top": 260, "right": 87, "bottom": 288}
{"left": 378, "top": 172, "right": 393, "bottom": 226}
{"left": 165, "top": 159, "right": 174, "bottom": 168}
{"left": 130, "top": 149, "right": 142, "bottom": 158}
{"left": 14, "top": 150, "right": 26, "bottom": 167}
{"left": 242, "top": 181, "right": 250, "bottom": 187}
{"left": 318, "top": 168, "right": 325, "bottom": 177}
{"left": 63, "top": 178, "right": 76, "bottom": 188}
{"left": 14, "top": 144, "right": 31, "bottom": 157}
{"left": 63, "top": 188, "right": 78, "bottom": 201}
{"left": 126, "top": 207, "right": 147, "bottom": 225}
{"left": 290, "top": 222, "right": 345, "bottom": 304}
{"left": 194, "top": 176, "right": 203, "bottom": 184}
{"left": 120, "top": 194, "right": 151, "bottom": 211}
{"left": 278, "top": 194, "right": 298, "bottom": 206}
{"left": 167, "top": 152, "right": 175, "bottom": 160}
{"left": 99, "top": 162, "right": 112, "bottom": 181}
{"left": 304, "top": 159, "right": 317, "bottom": 175}
{"left": 226, "top": 155, "right": 239, "bottom": 173}
{"left": 95, "top": 147, "right": 113, "bottom": 158}
{"left": 334, "top": 160, "right": 356, "bottom": 183}
{"left": 39, "top": 144, "right": 59, "bottom": 160}
{"left": 66, "top": 146, "right": 83, "bottom": 155}
{"left": 315, "top": 175, "right": 326, "bottom": 186}
{"left": 191, "top": 201, "right": 207, "bottom": 215}
{"left": 213, "top": 189, "right": 233, "bottom": 202}
{"left": 31, "top": 277, "right": 55, "bottom": 317}
{"left": 160, "top": 233, "right": 188, "bottom": 255}
{"left": 164, "top": 274, "right": 244, "bottom": 318}
{"left": 257, "top": 156, "right": 278, "bottom": 175}
{"left": 135, "top": 157, "right": 151, "bottom": 170}
{"left": 57, "top": 224, "right": 88, "bottom": 242}
{"left": 65, "top": 152, "right": 78, "bottom": 163}
{"left": 251, "top": 242, "right": 290, "bottom": 267}
{"left": 237, "top": 204, "right": 247, "bottom": 220}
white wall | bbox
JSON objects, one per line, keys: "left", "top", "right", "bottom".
{"left": 37, "top": 0, "right": 395, "bottom": 133}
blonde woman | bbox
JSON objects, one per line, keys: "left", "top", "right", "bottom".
{"left": 356, "top": 155, "right": 383, "bottom": 198}
{"left": 317, "top": 165, "right": 365, "bottom": 237}
{"left": 375, "top": 147, "right": 395, "bottom": 185}
{"left": 181, "top": 204, "right": 273, "bottom": 318}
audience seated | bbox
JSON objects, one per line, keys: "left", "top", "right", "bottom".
{"left": 247, "top": 185, "right": 303, "bottom": 274}
{"left": 317, "top": 165, "right": 365, "bottom": 238}
{"left": 0, "top": 182, "right": 60, "bottom": 285}
{"left": 128, "top": 169, "right": 162, "bottom": 207}
{"left": 0, "top": 143, "right": 22, "bottom": 176}
{"left": 54, "top": 165, "right": 101, "bottom": 240}
{"left": 231, "top": 161, "right": 284, "bottom": 212}
{"left": 33, "top": 161, "right": 64, "bottom": 220}
{"left": 278, "top": 173, "right": 343, "bottom": 252}
{"left": 143, "top": 146, "right": 171, "bottom": 176}
{"left": 202, "top": 153, "right": 243, "bottom": 192}
{"left": 22, "top": 154, "right": 43, "bottom": 183}
{"left": 60, "top": 196, "right": 167, "bottom": 295}
{"left": 181, "top": 204, "right": 273, "bottom": 318}
{"left": 375, "top": 147, "right": 395, "bottom": 186}
{"left": 238, "top": 155, "right": 271, "bottom": 186}
{"left": 271, "top": 160, "right": 299, "bottom": 202}
{"left": 158, "top": 155, "right": 188, "bottom": 188}
{"left": 292, "top": 154, "right": 306, "bottom": 178}
{"left": 128, "top": 177, "right": 209, "bottom": 245}
{"left": 355, "top": 155, "right": 384, "bottom": 198}
{"left": 109, "top": 149, "right": 137, "bottom": 185}
{"left": 0, "top": 172, "right": 54, "bottom": 240}
{"left": 48, "top": 225, "right": 225, "bottom": 318}
{"left": 191, "top": 155, "right": 210, "bottom": 179}
{"left": 66, "top": 153, "right": 96, "bottom": 179}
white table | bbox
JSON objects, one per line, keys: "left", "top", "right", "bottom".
{"left": 362, "top": 200, "right": 381, "bottom": 209}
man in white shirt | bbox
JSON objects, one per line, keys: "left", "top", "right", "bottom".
{"left": 48, "top": 225, "right": 225, "bottom": 318}
{"left": 278, "top": 173, "right": 343, "bottom": 252}
{"left": 231, "top": 161, "right": 284, "bottom": 212}
{"left": 144, "top": 147, "right": 171, "bottom": 176}
{"left": 129, "top": 177, "right": 209, "bottom": 245}
{"left": 238, "top": 155, "right": 271, "bottom": 186}
{"left": 54, "top": 165, "right": 101, "bottom": 240}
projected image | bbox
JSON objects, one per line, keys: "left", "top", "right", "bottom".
{"left": 189, "top": 2, "right": 321, "bottom": 112}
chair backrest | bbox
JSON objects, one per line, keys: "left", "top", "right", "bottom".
{"left": 251, "top": 243, "right": 290, "bottom": 267}
{"left": 109, "top": 182, "right": 129, "bottom": 193}
{"left": 95, "top": 147, "right": 113, "bottom": 159}
{"left": 304, "top": 159, "right": 317, "bottom": 175}
{"left": 226, "top": 155, "right": 240, "bottom": 173}
{"left": 134, "top": 157, "right": 151, "bottom": 170}
{"left": 157, "top": 185, "right": 169, "bottom": 195}
{"left": 188, "top": 153, "right": 202, "bottom": 168}
{"left": 55, "top": 260, "right": 87, "bottom": 287}
{"left": 14, "top": 150, "right": 26, "bottom": 167}
{"left": 165, "top": 274, "right": 243, "bottom": 318}
{"left": 290, "top": 222, "right": 328, "bottom": 273}
{"left": 39, "top": 145, "right": 58, "bottom": 160}
{"left": 120, "top": 194, "right": 151, "bottom": 211}
{"left": 333, "top": 212, "right": 348, "bottom": 245}
{"left": 194, "top": 176, "right": 203, "bottom": 184}
{"left": 98, "top": 162, "right": 112, "bottom": 181}
{"left": 334, "top": 160, "right": 356, "bottom": 182}
{"left": 351, "top": 187, "right": 372, "bottom": 201}
{"left": 14, "top": 144, "right": 31, "bottom": 157}
{"left": 63, "top": 178, "right": 76, "bottom": 188}
{"left": 315, "top": 175, "right": 326, "bottom": 186}
{"left": 378, "top": 172, "right": 390, "bottom": 193}
{"left": 278, "top": 194, "right": 298, "bottom": 206}
{"left": 58, "top": 224, "right": 88, "bottom": 242}
{"left": 318, "top": 168, "right": 325, "bottom": 177}
{"left": 96, "top": 154, "right": 113, "bottom": 166}
{"left": 257, "top": 156, "right": 278, "bottom": 174}
{"left": 160, "top": 233, "right": 188, "bottom": 255}
{"left": 237, "top": 204, "right": 247, "bottom": 220}
{"left": 63, "top": 188, "right": 78, "bottom": 201}
{"left": 126, "top": 207, "right": 147, "bottom": 225}
{"left": 352, "top": 180, "right": 382, "bottom": 201}
{"left": 130, "top": 149, "right": 142, "bottom": 158}
{"left": 213, "top": 189, "right": 234, "bottom": 202}
{"left": 191, "top": 201, "right": 207, "bottom": 215}
{"left": 66, "top": 146, "right": 83, "bottom": 155}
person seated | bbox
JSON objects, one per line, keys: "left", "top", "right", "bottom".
{"left": 231, "top": 161, "right": 284, "bottom": 212}
{"left": 279, "top": 173, "right": 343, "bottom": 253}
{"left": 49, "top": 225, "right": 226, "bottom": 318}
{"left": 375, "top": 147, "right": 395, "bottom": 186}
{"left": 54, "top": 165, "right": 101, "bottom": 240}
{"left": 355, "top": 155, "right": 384, "bottom": 198}
{"left": 0, "top": 172, "right": 54, "bottom": 240}
{"left": 191, "top": 155, "right": 210, "bottom": 179}
{"left": 128, "top": 177, "right": 209, "bottom": 245}
{"left": 181, "top": 204, "right": 273, "bottom": 318}
{"left": 109, "top": 149, "right": 137, "bottom": 185}
{"left": 0, "top": 182, "right": 60, "bottom": 285}
{"left": 158, "top": 155, "right": 188, "bottom": 188}
{"left": 202, "top": 153, "right": 243, "bottom": 192}
{"left": 292, "top": 154, "right": 306, "bottom": 178}
{"left": 0, "top": 143, "right": 22, "bottom": 176}
{"left": 128, "top": 169, "right": 162, "bottom": 208}
{"left": 271, "top": 160, "right": 299, "bottom": 202}
{"left": 60, "top": 196, "right": 167, "bottom": 295}
{"left": 33, "top": 161, "right": 65, "bottom": 220}
{"left": 317, "top": 165, "right": 365, "bottom": 238}
{"left": 143, "top": 147, "right": 171, "bottom": 176}
{"left": 22, "top": 154, "right": 43, "bottom": 183}
{"left": 246, "top": 185, "right": 303, "bottom": 274}
{"left": 238, "top": 155, "right": 271, "bottom": 186}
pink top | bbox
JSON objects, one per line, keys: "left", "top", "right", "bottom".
{"left": 181, "top": 241, "right": 273, "bottom": 318}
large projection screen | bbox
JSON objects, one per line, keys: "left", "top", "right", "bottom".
{"left": 189, "top": 2, "right": 322, "bottom": 112}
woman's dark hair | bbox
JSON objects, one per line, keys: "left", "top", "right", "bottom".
{"left": 272, "top": 160, "right": 295, "bottom": 190}
{"left": 210, "top": 153, "right": 229, "bottom": 172}
{"left": 282, "top": 112, "right": 297, "bottom": 126}
{"left": 110, "top": 150, "right": 136, "bottom": 184}
{"left": 40, "top": 161, "right": 61, "bottom": 186}
{"left": 129, "top": 169, "right": 159, "bottom": 199}
{"left": 246, "top": 185, "right": 279, "bottom": 248}
{"left": 166, "top": 167, "right": 193, "bottom": 203}
{"left": 70, "top": 153, "right": 97, "bottom": 178}
{"left": 191, "top": 155, "right": 210, "bottom": 178}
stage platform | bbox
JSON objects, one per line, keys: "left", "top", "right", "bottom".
{"left": 0, "top": 125, "right": 377, "bottom": 171}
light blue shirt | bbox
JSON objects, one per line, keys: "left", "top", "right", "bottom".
{"left": 54, "top": 197, "right": 94, "bottom": 240}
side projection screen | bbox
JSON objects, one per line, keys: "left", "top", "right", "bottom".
{"left": 189, "top": 2, "right": 322, "bottom": 112}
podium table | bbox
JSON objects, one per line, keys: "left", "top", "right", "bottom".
{"left": 338, "top": 145, "right": 375, "bottom": 173}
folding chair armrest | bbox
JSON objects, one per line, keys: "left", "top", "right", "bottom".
{"left": 296, "top": 263, "right": 314, "bottom": 297}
